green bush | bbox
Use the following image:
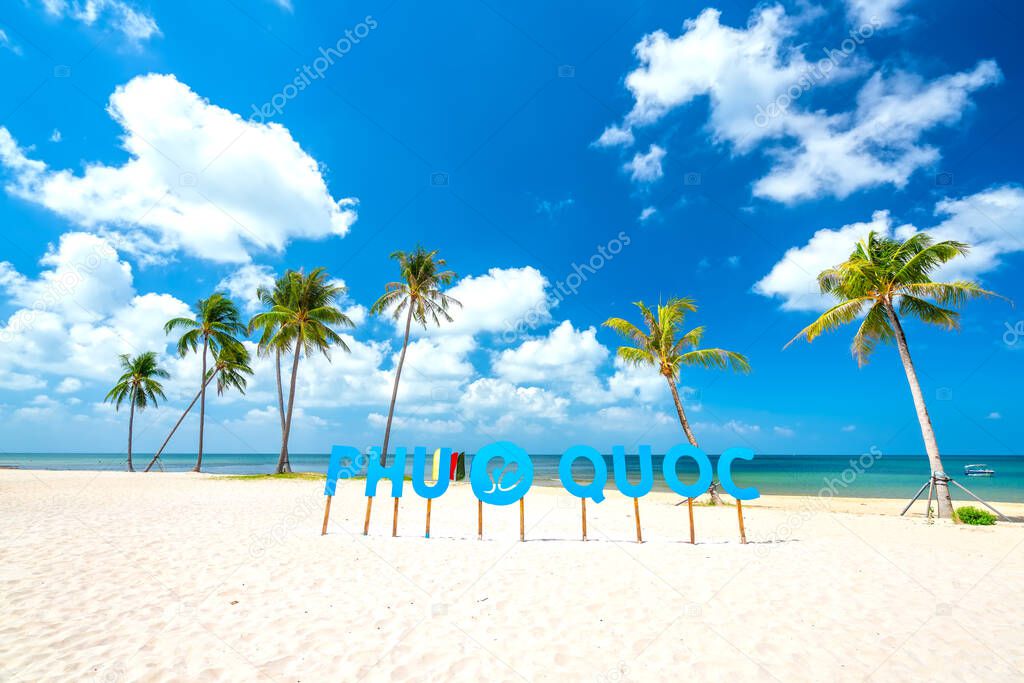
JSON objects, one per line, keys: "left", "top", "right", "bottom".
{"left": 954, "top": 506, "right": 997, "bottom": 525}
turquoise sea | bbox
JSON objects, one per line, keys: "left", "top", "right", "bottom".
{"left": 2, "top": 451, "right": 1022, "bottom": 503}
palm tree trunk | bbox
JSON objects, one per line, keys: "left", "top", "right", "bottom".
{"left": 380, "top": 307, "right": 414, "bottom": 466}
{"left": 144, "top": 372, "right": 218, "bottom": 472}
{"left": 195, "top": 336, "right": 208, "bottom": 472}
{"left": 127, "top": 391, "right": 136, "bottom": 472}
{"left": 666, "top": 377, "right": 699, "bottom": 447}
{"left": 277, "top": 343, "right": 302, "bottom": 474}
{"left": 275, "top": 346, "right": 289, "bottom": 470}
{"left": 884, "top": 302, "right": 953, "bottom": 519}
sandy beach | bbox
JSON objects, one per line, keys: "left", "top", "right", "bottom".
{"left": 2, "top": 470, "right": 1023, "bottom": 682}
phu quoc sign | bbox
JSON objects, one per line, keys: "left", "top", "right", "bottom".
{"left": 321, "top": 441, "right": 759, "bottom": 543}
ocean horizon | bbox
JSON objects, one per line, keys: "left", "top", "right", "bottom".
{"left": 4, "top": 451, "right": 1022, "bottom": 503}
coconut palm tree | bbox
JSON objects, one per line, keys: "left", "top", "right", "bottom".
{"left": 104, "top": 352, "right": 169, "bottom": 472}
{"left": 143, "top": 344, "right": 253, "bottom": 472}
{"left": 248, "top": 272, "right": 297, "bottom": 472}
{"left": 786, "top": 231, "right": 1003, "bottom": 519}
{"left": 603, "top": 299, "right": 751, "bottom": 447}
{"left": 248, "top": 268, "right": 353, "bottom": 474}
{"left": 164, "top": 293, "right": 246, "bottom": 472}
{"left": 370, "top": 246, "right": 460, "bottom": 468}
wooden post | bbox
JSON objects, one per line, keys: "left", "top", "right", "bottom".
{"left": 633, "top": 497, "right": 642, "bottom": 543}
{"left": 737, "top": 499, "right": 747, "bottom": 544}
{"left": 321, "top": 495, "right": 333, "bottom": 536}
{"left": 581, "top": 498, "right": 588, "bottom": 541}
{"left": 425, "top": 498, "right": 432, "bottom": 539}
{"left": 391, "top": 497, "right": 399, "bottom": 537}
{"left": 363, "top": 496, "right": 373, "bottom": 535}
{"left": 477, "top": 499, "right": 483, "bottom": 540}
{"left": 687, "top": 498, "right": 695, "bottom": 544}
{"left": 519, "top": 497, "right": 525, "bottom": 542}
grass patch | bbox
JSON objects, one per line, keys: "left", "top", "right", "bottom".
{"left": 216, "top": 472, "right": 326, "bottom": 481}
{"left": 953, "top": 506, "right": 997, "bottom": 525}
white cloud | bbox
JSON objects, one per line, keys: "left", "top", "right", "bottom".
{"left": 0, "top": 232, "right": 191, "bottom": 386}
{"left": 594, "top": 125, "right": 635, "bottom": 148}
{"left": 695, "top": 419, "right": 761, "bottom": 435}
{"left": 756, "top": 186, "right": 1024, "bottom": 310}
{"left": 624, "top": 144, "right": 665, "bottom": 183}
{"left": 49, "top": 129, "right": 61, "bottom": 143}
{"left": 603, "top": 5, "right": 1000, "bottom": 203}
{"left": 56, "top": 377, "right": 83, "bottom": 394}
{"left": 754, "top": 62, "right": 1001, "bottom": 203}
{"left": 845, "top": 0, "right": 910, "bottom": 29}
{"left": 986, "top": 411, "right": 1001, "bottom": 420}
{"left": 39, "top": 0, "right": 161, "bottom": 43}
{"left": 0, "top": 28, "right": 23, "bottom": 55}
{"left": 458, "top": 378, "right": 569, "bottom": 432}
{"left": 270, "top": 0, "right": 294, "bottom": 11}
{"left": 773, "top": 425, "right": 795, "bottom": 437}
{"left": 216, "top": 264, "right": 276, "bottom": 313}
{"left": 367, "top": 412, "right": 461, "bottom": 434}
{"left": 492, "top": 321, "right": 607, "bottom": 387}
{"left": 402, "top": 266, "right": 551, "bottom": 338}
{"left": 0, "top": 74, "right": 358, "bottom": 264}
{"left": 606, "top": 359, "right": 669, "bottom": 404}
{"left": 754, "top": 210, "right": 899, "bottom": 311}
{"left": 638, "top": 206, "right": 657, "bottom": 221}
{"left": 842, "top": 424, "right": 857, "bottom": 432}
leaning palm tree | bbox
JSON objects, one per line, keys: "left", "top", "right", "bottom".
{"left": 249, "top": 268, "right": 353, "bottom": 474}
{"left": 786, "top": 231, "right": 1003, "bottom": 519}
{"left": 604, "top": 298, "right": 751, "bottom": 447}
{"left": 370, "top": 247, "right": 460, "bottom": 468}
{"left": 248, "top": 272, "right": 297, "bottom": 472}
{"left": 143, "top": 344, "right": 253, "bottom": 472}
{"left": 104, "top": 352, "right": 169, "bottom": 472}
{"left": 164, "top": 293, "right": 246, "bottom": 472}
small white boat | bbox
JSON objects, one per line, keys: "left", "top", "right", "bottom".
{"left": 964, "top": 463, "right": 995, "bottom": 476}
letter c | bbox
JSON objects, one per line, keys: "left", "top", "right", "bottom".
{"left": 717, "top": 447, "right": 760, "bottom": 500}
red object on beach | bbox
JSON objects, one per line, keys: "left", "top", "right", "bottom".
{"left": 449, "top": 452, "right": 459, "bottom": 480}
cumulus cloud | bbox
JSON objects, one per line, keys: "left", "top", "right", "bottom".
{"left": 492, "top": 321, "right": 607, "bottom": 387}
{"left": 638, "top": 207, "right": 657, "bottom": 222}
{"left": 601, "top": 5, "right": 1000, "bottom": 203}
{"left": 399, "top": 266, "right": 551, "bottom": 338}
{"left": 624, "top": 144, "right": 665, "bottom": 183}
{"left": 38, "top": 0, "right": 161, "bottom": 43}
{"left": 0, "top": 74, "right": 358, "bottom": 264}
{"left": 755, "top": 185, "right": 1024, "bottom": 310}
{"left": 845, "top": 0, "right": 911, "bottom": 28}
{"left": 458, "top": 378, "right": 569, "bottom": 433}
{"left": 216, "top": 264, "right": 277, "bottom": 313}
{"left": 0, "top": 233, "right": 192, "bottom": 385}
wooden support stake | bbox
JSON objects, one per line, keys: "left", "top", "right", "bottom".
{"left": 687, "top": 497, "right": 695, "bottom": 544}
{"left": 391, "top": 497, "right": 399, "bottom": 537}
{"left": 581, "top": 498, "right": 588, "bottom": 541}
{"left": 633, "top": 497, "right": 642, "bottom": 543}
{"left": 363, "top": 496, "right": 373, "bottom": 535}
{"left": 737, "top": 499, "right": 747, "bottom": 544}
{"left": 519, "top": 497, "right": 525, "bottom": 542}
{"left": 321, "top": 495, "right": 333, "bottom": 536}
{"left": 477, "top": 499, "right": 483, "bottom": 540}
{"left": 425, "top": 498, "right": 432, "bottom": 539}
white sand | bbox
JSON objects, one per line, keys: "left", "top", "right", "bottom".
{"left": 2, "top": 470, "right": 1023, "bottom": 682}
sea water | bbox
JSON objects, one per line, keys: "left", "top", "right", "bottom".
{"left": 2, "top": 451, "right": 1022, "bottom": 502}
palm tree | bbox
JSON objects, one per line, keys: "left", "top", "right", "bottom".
{"left": 104, "top": 352, "right": 169, "bottom": 472}
{"left": 603, "top": 299, "right": 751, "bottom": 447}
{"left": 164, "top": 293, "right": 246, "bottom": 472}
{"left": 143, "top": 344, "right": 253, "bottom": 472}
{"left": 249, "top": 268, "right": 353, "bottom": 474}
{"left": 370, "top": 247, "right": 460, "bottom": 468}
{"left": 786, "top": 231, "right": 1003, "bottom": 519}
{"left": 249, "top": 272, "right": 298, "bottom": 472}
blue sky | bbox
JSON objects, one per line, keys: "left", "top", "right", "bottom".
{"left": 0, "top": 0, "right": 1021, "bottom": 457}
